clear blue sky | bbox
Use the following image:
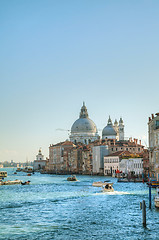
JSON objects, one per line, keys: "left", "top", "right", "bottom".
{"left": 0, "top": 0, "right": 159, "bottom": 162}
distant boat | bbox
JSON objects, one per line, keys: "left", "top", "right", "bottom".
{"left": 21, "top": 180, "right": 30, "bottom": 185}
{"left": 16, "top": 168, "right": 23, "bottom": 172}
{"left": 0, "top": 171, "right": 7, "bottom": 179}
{"left": 67, "top": 175, "right": 77, "bottom": 181}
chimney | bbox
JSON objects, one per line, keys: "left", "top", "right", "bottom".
{"left": 152, "top": 114, "right": 154, "bottom": 119}
{"left": 149, "top": 117, "right": 151, "bottom": 122}
{"left": 139, "top": 140, "right": 141, "bottom": 145}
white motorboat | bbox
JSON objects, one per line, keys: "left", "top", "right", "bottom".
{"left": 102, "top": 183, "right": 114, "bottom": 192}
{"left": 154, "top": 187, "right": 159, "bottom": 208}
{"left": 0, "top": 179, "right": 22, "bottom": 185}
{"left": 92, "top": 181, "right": 110, "bottom": 187}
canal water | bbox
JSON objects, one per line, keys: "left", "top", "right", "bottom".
{"left": 0, "top": 168, "right": 159, "bottom": 240}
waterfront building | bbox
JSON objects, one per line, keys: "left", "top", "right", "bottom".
{"left": 142, "top": 149, "right": 149, "bottom": 177}
{"left": 70, "top": 102, "right": 99, "bottom": 144}
{"left": 33, "top": 149, "right": 47, "bottom": 171}
{"left": 92, "top": 145, "right": 109, "bottom": 175}
{"left": 48, "top": 141, "right": 75, "bottom": 174}
{"left": 104, "top": 151, "right": 143, "bottom": 176}
{"left": 48, "top": 140, "right": 93, "bottom": 174}
{"left": 108, "top": 138, "right": 144, "bottom": 154}
{"left": 119, "top": 157, "right": 143, "bottom": 175}
{"left": 148, "top": 113, "right": 159, "bottom": 177}
{"left": 104, "top": 151, "right": 122, "bottom": 176}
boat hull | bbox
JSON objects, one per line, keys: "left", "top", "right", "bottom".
{"left": 154, "top": 198, "right": 159, "bottom": 208}
{"left": 92, "top": 182, "right": 112, "bottom": 187}
{"left": 0, "top": 180, "right": 22, "bottom": 185}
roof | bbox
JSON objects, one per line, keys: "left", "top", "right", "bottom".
{"left": 105, "top": 151, "right": 131, "bottom": 157}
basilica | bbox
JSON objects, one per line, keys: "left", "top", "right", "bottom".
{"left": 69, "top": 102, "right": 124, "bottom": 144}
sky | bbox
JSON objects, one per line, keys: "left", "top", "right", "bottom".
{"left": 0, "top": 0, "right": 159, "bottom": 162}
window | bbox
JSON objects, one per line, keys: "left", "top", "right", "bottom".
{"left": 156, "top": 120, "right": 159, "bottom": 129}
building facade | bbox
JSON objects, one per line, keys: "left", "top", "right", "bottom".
{"left": 33, "top": 149, "right": 47, "bottom": 171}
{"left": 92, "top": 145, "right": 109, "bottom": 175}
{"left": 104, "top": 151, "right": 143, "bottom": 176}
{"left": 148, "top": 113, "right": 159, "bottom": 177}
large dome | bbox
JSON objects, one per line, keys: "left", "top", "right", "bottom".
{"left": 71, "top": 117, "right": 97, "bottom": 133}
{"left": 70, "top": 102, "right": 98, "bottom": 144}
{"left": 102, "top": 116, "right": 117, "bottom": 139}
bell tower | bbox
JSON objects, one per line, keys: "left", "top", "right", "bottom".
{"left": 119, "top": 117, "right": 124, "bottom": 140}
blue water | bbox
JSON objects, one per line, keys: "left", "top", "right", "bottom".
{"left": 0, "top": 168, "right": 159, "bottom": 240}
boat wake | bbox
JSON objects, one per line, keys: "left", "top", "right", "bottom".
{"left": 94, "top": 191, "right": 130, "bottom": 195}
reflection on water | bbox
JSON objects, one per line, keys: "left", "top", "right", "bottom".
{"left": 0, "top": 168, "right": 159, "bottom": 240}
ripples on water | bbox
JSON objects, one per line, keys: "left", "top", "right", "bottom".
{"left": 0, "top": 168, "right": 159, "bottom": 240}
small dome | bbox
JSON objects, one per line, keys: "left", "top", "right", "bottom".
{"left": 102, "top": 125, "right": 117, "bottom": 137}
{"left": 102, "top": 116, "right": 117, "bottom": 138}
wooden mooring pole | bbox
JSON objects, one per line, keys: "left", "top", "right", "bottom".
{"left": 149, "top": 185, "right": 151, "bottom": 209}
{"left": 140, "top": 200, "right": 146, "bottom": 227}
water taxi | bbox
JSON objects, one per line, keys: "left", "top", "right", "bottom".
{"left": 0, "top": 180, "right": 22, "bottom": 185}
{"left": 154, "top": 187, "right": 159, "bottom": 208}
{"left": 92, "top": 181, "right": 110, "bottom": 187}
{"left": 102, "top": 183, "right": 114, "bottom": 192}
{"left": 67, "top": 175, "right": 77, "bottom": 181}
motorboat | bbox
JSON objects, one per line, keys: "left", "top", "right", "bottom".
{"left": 21, "top": 180, "right": 31, "bottom": 185}
{"left": 0, "top": 179, "right": 22, "bottom": 185}
{"left": 102, "top": 183, "right": 114, "bottom": 192}
{"left": 154, "top": 187, "right": 159, "bottom": 208}
{"left": 67, "top": 175, "right": 77, "bottom": 181}
{"left": 92, "top": 181, "right": 110, "bottom": 187}
{"left": 0, "top": 171, "right": 7, "bottom": 179}
{"left": 147, "top": 180, "right": 159, "bottom": 188}
{"left": 16, "top": 168, "right": 23, "bottom": 172}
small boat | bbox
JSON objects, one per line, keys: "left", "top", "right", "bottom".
{"left": 102, "top": 183, "right": 114, "bottom": 192}
{"left": 16, "top": 168, "right": 23, "bottom": 172}
{"left": 147, "top": 180, "right": 159, "bottom": 188}
{"left": 154, "top": 187, "right": 159, "bottom": 208}
{"left": 21, "top": 180, "right": 30, "bottom": 185}
{"left": 27, "top": 173, "right": 31, "bottom": 176}
{"left": 92, "top": 181, "right": 110, "bottom": 187}
{"left": 67, "top": 175, "right": 77, "bottom": 181}
{"left": 0, "top": 171, "right": 7, "bottom": 179}
{"left": 0, "top": 179, "right": 22, "bottom": 185}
